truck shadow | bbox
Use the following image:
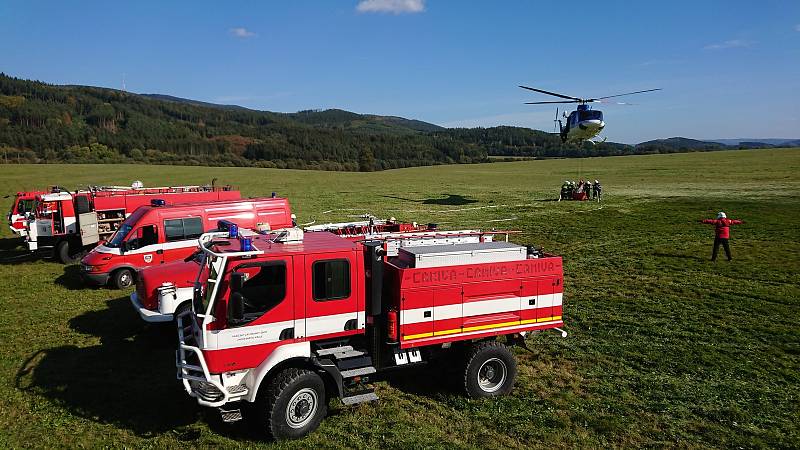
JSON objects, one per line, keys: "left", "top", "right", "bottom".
{"left": 0, "top": 237, "right": 47, "bottom": 265}
{"left": 15, "top": 296, "right": 200, "bottom": 436}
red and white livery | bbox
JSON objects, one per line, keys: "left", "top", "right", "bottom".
{"left": 83, "top": 196, "right": 292, "bottom": 290}
{"left": 176, "top": 223, "right": 565, "bottom": 440}
{"left": 6, "top": 190, "right": 45, "bottom": 237}
{"left": 25, "top": 184, "right": 240, "bottom": 263}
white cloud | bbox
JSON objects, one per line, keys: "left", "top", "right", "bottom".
{"left": 703, "top": 39, "right": 754, "bottom": 50}
{"left": 229, "top": 27, "right": 256, "bottom": 38}
{"left": 356, "top": 0, "right": 425, "bottom": 14}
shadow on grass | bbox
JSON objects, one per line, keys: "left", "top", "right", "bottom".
{"left": 53, "top": 264, "right": 88, "bottom": 290}
{"left": 15, "top": 296, "right": 199, "bottom": 436}
{"left": 0, "top": 237, "right": 49, "bottom": 265}
{"left": 380, "top": 193, "right": 479, "bottom": 206}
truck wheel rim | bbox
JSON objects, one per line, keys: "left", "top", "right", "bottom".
{"left": 120, "top": 272, "right": 132, "bottom": 286}
{"left": 286, "top": 388, "right": 317, "bottom": 429}
{"left": 478, "top": 357, "right": 507, "bottom": 393}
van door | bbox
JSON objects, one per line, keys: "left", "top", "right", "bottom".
{"left": 124, "top": 224, "right": 161, "bottom": 267}
{"left": 303, "top": 252, "right": 359, "bottom": 339}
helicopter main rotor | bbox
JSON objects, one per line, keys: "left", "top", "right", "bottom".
{"left": 519, "top": 85, "right": 660, "bottom": 105}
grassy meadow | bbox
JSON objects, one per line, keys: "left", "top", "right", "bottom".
{"left": 0, "top": 148, "right": 798, "bottom": 448}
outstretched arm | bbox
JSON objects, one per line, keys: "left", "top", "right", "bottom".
{"left": 729, "top": 219, "right": 743, "bottom": 225}
{"left": 701, "top": 219, "right": 717, "bottom": 224}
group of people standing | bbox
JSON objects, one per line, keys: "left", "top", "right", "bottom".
{"left": 560, "top": 179, "right": 602, "bottom": 201}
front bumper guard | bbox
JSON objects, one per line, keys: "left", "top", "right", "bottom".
{"left": 175, "top": 311, "right": 232, "bottom": 408}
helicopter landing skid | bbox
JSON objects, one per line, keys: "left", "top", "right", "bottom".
{"left": 588, "top": 136, "right": 607, "bottom": 145}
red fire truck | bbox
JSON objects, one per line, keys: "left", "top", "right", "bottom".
{"left": 6, "top": 190, "right": 46, "bottom": 237}
{"left": 25, "top": 185, "right": 239, "bottom": 263}
{"left": 177, "top": 224, "right": 565, "bottom": 440}
{"left": 132, "top": 220, "right": 469, "bottom": 324}
{"left": 83, "top": 197, "right": 293, "bottom": 290}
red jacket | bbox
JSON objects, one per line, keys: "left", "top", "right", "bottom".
{"left": 701, "top": 218, "right": 742, "bottom": 239}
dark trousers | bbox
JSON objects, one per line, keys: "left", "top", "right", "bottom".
{"left": 712, "top": 237, "right": 731, "bottom": 261}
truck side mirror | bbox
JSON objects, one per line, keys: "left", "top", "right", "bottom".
{"left": 229, "top": 292, "right": 245, "bottom": 323}
{"left": 119, "top": 241, "right": 128, "bottom": 253}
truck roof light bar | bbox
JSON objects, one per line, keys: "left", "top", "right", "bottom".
{"left": 198, "top": 232, "right": 264, "bottom": 259}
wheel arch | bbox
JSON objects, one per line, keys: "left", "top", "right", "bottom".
{"left": 245, "top": 341, "right": 312, "bottom": 403}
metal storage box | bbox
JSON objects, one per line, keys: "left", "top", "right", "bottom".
{"left": 397, "top": 241, "right": 527, "bottom": 268}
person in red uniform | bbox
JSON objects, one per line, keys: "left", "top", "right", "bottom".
{"left": 701, "top": 212, "right": 743, "bottom": 261}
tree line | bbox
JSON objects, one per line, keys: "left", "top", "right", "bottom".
{"left": 0, "top": 73, "right": 760, "bottom": 171}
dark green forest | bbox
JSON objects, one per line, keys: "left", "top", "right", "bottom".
{"left": 0, "top": 73, "right": 768, "bottom": 171}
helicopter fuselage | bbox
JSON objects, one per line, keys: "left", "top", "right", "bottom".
{"left": 560, "top": 105, "right": 605, "bottom": 142}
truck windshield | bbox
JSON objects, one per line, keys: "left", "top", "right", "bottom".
{"left": 193, "top": 256, "right": 214, "bottom": 314}
{"left": 107, "top": 224, "right": 133, "bottom": 248}
{"left": 16, "top": 199, "right": 34, "bottom": 214}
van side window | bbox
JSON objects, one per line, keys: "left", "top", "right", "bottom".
{"left": 229, "top": 262, "right": 287, "bottom": 327}
{"left": 164, "top": 217, "right": 204, "bottom": 242}
{"left": 312, "top": 259, "right": 351, "bottom": 301}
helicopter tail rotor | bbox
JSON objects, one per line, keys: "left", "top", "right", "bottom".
{"left": 554, "top": 108, "right": 558, "bottom": 133}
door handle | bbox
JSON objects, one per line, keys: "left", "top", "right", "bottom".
{"left": 279, "top": 328, "right": 294, "bottom": 340}
{"left": 529, "top": 299, "right": 536, "bottom": 305}
{"left": 423, "top": 310, "right": 432, "bottom": 318}
{"left": 156, "top": 249, "right": 163, "bottom": 254}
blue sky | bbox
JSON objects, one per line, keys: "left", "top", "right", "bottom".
{"left": 1, "top": 0, "right": 798, "bottom": 143}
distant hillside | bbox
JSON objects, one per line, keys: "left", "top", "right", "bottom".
{"left": 139, "top": 94, "right": 251, "bottom": 111}
{"left": 636, "top": 137, "right": 727, "bottom": 151}
{"left": 711, "top": 138, "right": 800, "bottom": 146}
{"left": 0, "top": 73, "right": 788, "bottom": 170}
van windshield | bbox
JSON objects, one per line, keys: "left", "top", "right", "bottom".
{"left": 107, "top": 224, "right": 133, "bottom": 248}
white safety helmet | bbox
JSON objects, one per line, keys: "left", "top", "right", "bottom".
{"left": 717, "top": 211, "right": 726, "bottom": 219}
{"left": 594, "top": 179, "right": 599, "bottom": 184}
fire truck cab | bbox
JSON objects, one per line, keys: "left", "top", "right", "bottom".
{"left": 177, "top": 224, "right": 564, "bottom": 440}
{"left": 6, "top": 190, "right": 44, "bottom": 237}
{"left": 84, "top": 197, "right": 292, "bottom": 290}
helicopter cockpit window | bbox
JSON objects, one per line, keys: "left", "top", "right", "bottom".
{"left": 579, "top": 110, "right": 603, "bottom": 121}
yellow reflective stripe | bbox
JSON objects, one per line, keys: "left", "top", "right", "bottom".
{"left": 403, "top": 331, "right": 434, "bottom": 340}
{"left": 402, "top": 316, "right": 563, "bottom": 341}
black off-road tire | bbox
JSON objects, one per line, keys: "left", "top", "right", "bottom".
{"left": 255, "top": 368, "right": 327, "bottom": 440}
{"left": 111, "top": 267, "right": 135, "bottom": 289}
{"left": 56, "top": 240, "right": 82, "bottom": 264}
{"left": 463, "top": 341, "right": 518, "bottom": 398}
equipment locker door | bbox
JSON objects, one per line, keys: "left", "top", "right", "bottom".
{"left": 462, "top": 279, "right": 522, "bottom": 328}
{"left": 303, "top": 252, "right": 359, "bottom": 339}
{"left": 519, "top": 279, "right": 539, "bottom": 324}
{"left": 400, "top": 288, "right": 434, "bottom": 341}
{"left": 433, "top": 287, "right": 462, "bottom": 336}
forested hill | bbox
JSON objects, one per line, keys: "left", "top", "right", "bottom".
{"left": 0, "top": 73, "right": 772, "bottom": 171}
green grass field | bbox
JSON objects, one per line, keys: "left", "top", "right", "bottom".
{"left": 1, "top": 149, "right": 798, "bottom": 449}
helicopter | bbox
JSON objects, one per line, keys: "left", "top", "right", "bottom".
{"left": 519, "top": 85, "right": 660, "bottom": 143}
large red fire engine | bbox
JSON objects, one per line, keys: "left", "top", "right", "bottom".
{"left": 176, "top": 223, "right": 565, "bottom": 440}
{"left": 25, "top": 185, "right": 239, "bottom": 263}
{"left": 6, "top": 190, "right": 46, "bottom": 237}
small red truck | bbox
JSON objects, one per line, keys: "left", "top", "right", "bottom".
{"left": 82, "top": 197, "right": 293, "bottom": 289}
{"left": 6, "top": 190, "right": 46, "bottom": 237}
{"left": 25, "top": 184, "right": 241, "bottom": 263}
{"left": 176, "top": 224, "right": 565, "bottom": 439}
